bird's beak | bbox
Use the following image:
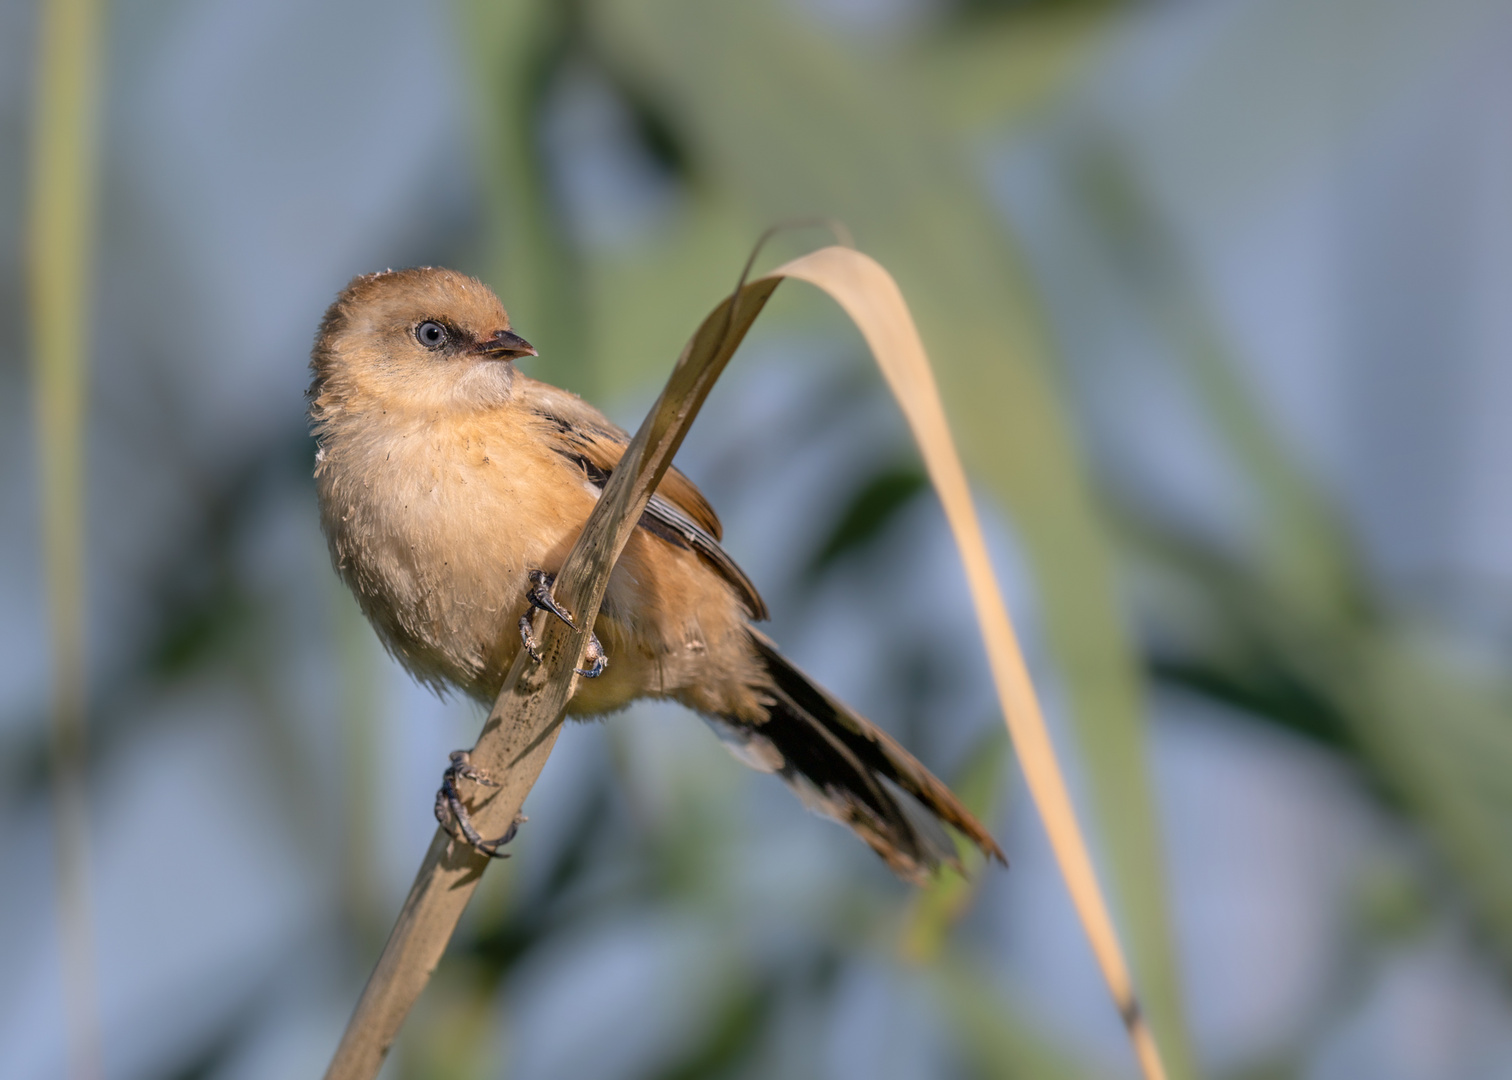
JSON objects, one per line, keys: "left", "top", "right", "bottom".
{"left": 474, "top": 329, "right": 537, "bottom": 360}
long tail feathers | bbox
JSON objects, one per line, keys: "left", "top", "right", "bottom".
{"left": 705, "top": 630, "right": 1006, "bottom": 884}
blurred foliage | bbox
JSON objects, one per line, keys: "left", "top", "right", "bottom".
{"left": 935, "top": 956, "right": 1094, "bottom": 1080}
{"left": 2, "top": 427, "right": 317, "bottom": 804}
{"left": 803, "top": 463, "right": 929, "bottom": 581}
{"left": 21, "top": 0, "right": 1512, "bottom": 1077}
{"left": 1062, "top": 138, "right": 1512, "bottom": 970}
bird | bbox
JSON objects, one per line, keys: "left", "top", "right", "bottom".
{"left": 307, "top": 266, "right": 1005, "bottom": 883}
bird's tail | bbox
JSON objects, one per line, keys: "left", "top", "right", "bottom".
{"left": 705, "top": 629, "right": 1006, "bottom": 884}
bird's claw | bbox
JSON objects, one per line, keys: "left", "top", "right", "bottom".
{"left": 435, "top": 750, "right": 526, "bottom": 858}
{"left": 520, "top": 569, "right": 608, "bottom": 678}
{"left": 526, "top": 569, "right": 577, "bottom": 629}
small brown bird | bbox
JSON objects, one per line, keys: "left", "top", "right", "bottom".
{"left": 308, "top": 267, "right": 1004, "bottom": 882}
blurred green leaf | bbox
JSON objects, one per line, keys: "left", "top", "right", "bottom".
{"left": 1352, "top": 635, "right": 1512, "bottom": 959}
{"left": 1074, "top": 148, "right": 1360, "bottom": 618}
{"left": 649, "top": 976, "right": 779, "bottom": 1080}
{"left": 935, "top": 955, "right": 1093, "bottom": 1079}
{"left": 1140, "top": 524, "right": 1512, "bottom": 968}
{"left": 924, "top": 1, "right": 1121, "bottom": 132}
{"left": 806, "top": 462, "right": 929, "bottom": 578}
{"left": 1079, "top": 139, "right": 1512, "bottom": 969}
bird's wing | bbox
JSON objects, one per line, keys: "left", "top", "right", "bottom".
{"left": 518, "top": 376, "right": 769, "bottom": 621}
{"left": 635, "top": 492, "right": 770, "bottom": 621}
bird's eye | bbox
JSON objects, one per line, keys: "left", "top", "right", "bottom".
{"left": 416, "top": 320, "right": 449, "bottom": 349}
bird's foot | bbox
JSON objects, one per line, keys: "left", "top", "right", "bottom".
{"left": 575, "top": 633, "right": 607, "bottom": 679}
{"left": 520, "top": 569, "right": 608, "bottom": 678}
{"left": 434, "top": 750, "right": 526, "bottom": 858}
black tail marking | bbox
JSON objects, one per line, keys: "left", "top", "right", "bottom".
{"left": 705, "top": 630, "right": 1006, "bottom": 884}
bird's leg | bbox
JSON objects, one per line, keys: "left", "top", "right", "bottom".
{"left": 434, "top": 749, "right": 526, "bottom": 858}
{"left": 519, "top": 569, "right": 609, "bottom": 678}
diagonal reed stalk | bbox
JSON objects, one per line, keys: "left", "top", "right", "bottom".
{"left": 29, "top": 0, "right": 105, "bottom": 1076}
{"left": 324, "top": 246, "right": 1168, "bottom": 1080}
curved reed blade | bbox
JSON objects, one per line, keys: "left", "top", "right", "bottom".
{"left": 771, "top": 246, "right": 1169, "bottom": 1080}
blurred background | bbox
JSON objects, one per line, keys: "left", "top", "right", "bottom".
{"left": 5, "top": 0, "right": 1512, "bottom": 1077}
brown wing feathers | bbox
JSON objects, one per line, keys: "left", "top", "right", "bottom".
{"left": 639, "top": 495, "right": 769, "bottom": 621}
{"left": 521, "top": 380, "right": 768, "bottom": 620}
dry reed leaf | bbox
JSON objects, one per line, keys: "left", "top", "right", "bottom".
{"left": 326, "top": 245, "right": 1166, "bottom": 1080}
{"left": 774, "top": 246, "right": 1167, "bottom": 1080}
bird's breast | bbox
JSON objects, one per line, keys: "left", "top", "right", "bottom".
{"left": 316, "top": 409, "right": 595, "bottom": 693}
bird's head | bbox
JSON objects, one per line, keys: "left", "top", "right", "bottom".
{"left": 309, "top": 267, "right": 536, "bottom": 417}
